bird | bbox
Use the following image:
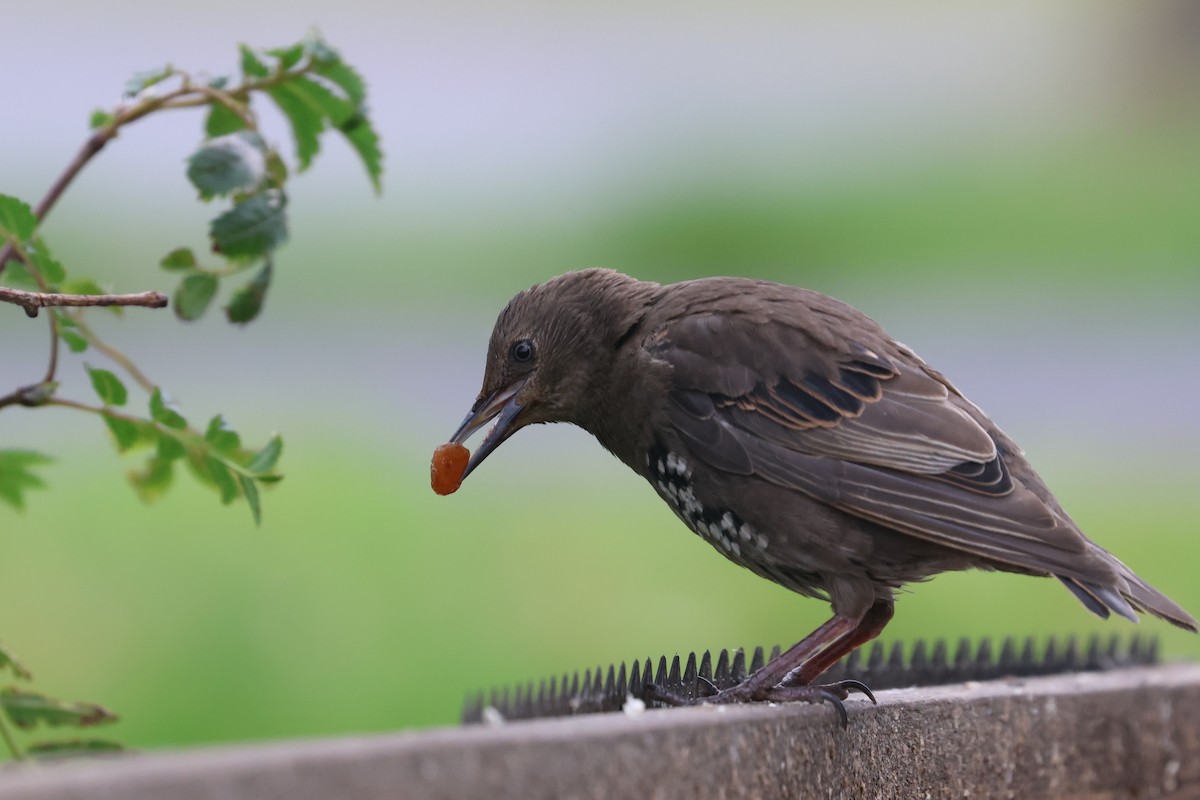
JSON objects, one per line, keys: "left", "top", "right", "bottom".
{"left": 446, "top": 268, "right": 1196, "bottom": 715}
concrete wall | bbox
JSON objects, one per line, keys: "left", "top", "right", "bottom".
{"left": 1, "top": 664, "right": 1197, "bottom": 800}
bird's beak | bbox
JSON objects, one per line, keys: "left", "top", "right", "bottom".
{"left": 449, "top": 378, "right": 528, "bottom": 480}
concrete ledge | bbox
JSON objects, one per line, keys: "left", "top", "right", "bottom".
{"left": 2, "top": 664, "right": 1198, "bottom": 800}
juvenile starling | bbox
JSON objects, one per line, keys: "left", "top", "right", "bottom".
{"left": 447, "top": 269, "right": 1196, "bottom": 712}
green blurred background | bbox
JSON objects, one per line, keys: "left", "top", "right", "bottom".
{"left": 2, "top": 0, "right": 1198, "bottom": 750}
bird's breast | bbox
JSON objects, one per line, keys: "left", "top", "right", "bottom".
{"left": 644, "top": 440, "right": 770, "bottom": 560}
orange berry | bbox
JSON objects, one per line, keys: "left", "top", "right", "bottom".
{"left": 431, "top": 442, "right": 470, "bottom": 495}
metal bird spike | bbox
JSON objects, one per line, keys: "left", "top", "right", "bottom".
{"left": 462, "top": 633, "right": 1159, "bottom": 724}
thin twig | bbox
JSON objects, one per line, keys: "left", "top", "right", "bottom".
{"left": 0, "top": 287, "right": 167, "bottom": 317}
{"left": 44, "top": 311, "right": 60, "bottom": 384}
{"left": 67, "top": 313, "right": 157, "bottom": 394}
{"left": 0, "top": 61, "right": 310, "bottom": 277}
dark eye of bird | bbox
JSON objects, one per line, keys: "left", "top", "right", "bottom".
{"left": 510, "top": 339, "right": 534, "bottom": 363}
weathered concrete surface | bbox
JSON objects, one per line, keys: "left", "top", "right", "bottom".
{"left": 1, "top": 664, "right": 1198, "bottom": 800}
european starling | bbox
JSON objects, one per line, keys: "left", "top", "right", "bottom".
{"left": 447, "top": 269, "right": 1197, "bottom": 711}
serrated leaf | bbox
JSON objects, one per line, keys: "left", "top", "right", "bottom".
{"left": 124, "top": 65, "right": 173, "bottom": 97}
{"left": 313, "top": 59, "right": 365, "bottom": 103}
{"left": 0, "top": 642, "right": 32, "bottom": 681}
{"left": 173, "top": 273, "right": 219, "bottom": 321}
{"left": 85, "top": 365, "right": 128, "bottom": 407}
{"left": 266, "top": 82, "right": 325, "bottom": 171}
{"left": 269, "top": 43, "right": 306, "bottom": 71}
{"left": 0, "top": 688, "right": 118, "bottom": 729}
{"left": 210, "top": 191, "right": 288, "bottom": 260}
{"left": 89, "top": 109, "right": 115, "bottom": 130}
{"left": 240, "top": 45, "right": 269, "bottom": 78}
{"left": 204, "top": 415, "right": 242, "bottom": 453}
{"left": 160, "top": 247, "right": 197, "bottom": 271}
{"left": 0, "top": 450, "right": 52, "bottom": 511}
{"left": 60, "top": 330, "right": 88, "bottom": 353}
{"left": 0, "top": 194, "right": 37, "bottom": 242}
{"left": 246, "top": 434, "right": 283, "bottom": 475}
{"left": 29, "top": 237, "right": 66, "bottom": 286}
{"left": 339, "top": 113, "right": 383, "bottom": 194}
{"left": 102, "top": 413, "right": 144, "bottom": 452}
{"left": 186, "top": 132, "right": 267, "bottom": 199}
{"left": 27, "top": 739, "right": 126, "bottom": 758}
{"left": 239, "top": 475, "right": 261, "bottom": 525}
{"left": 149, "top": 388, "right": 187, "bottom": 430}
{"left": 225, "top": 262, "right": 271, "bottom": 324}
{"left": 204, "top": 102, "right": 248, "bottom": 138}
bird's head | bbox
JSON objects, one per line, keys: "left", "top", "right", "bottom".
{"left": 448, "top": 269, "right": 658, "bottom": 481}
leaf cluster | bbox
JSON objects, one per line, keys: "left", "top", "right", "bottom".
{"left": 1, "top": 33, "right": 382, "bottom": 521}
{"left": 0, "top": 642, "right": 122, "bottom": 760}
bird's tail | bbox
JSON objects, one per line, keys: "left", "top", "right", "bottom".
{"left": 1059, "top": 550, "right": 1197, "bottom": 633}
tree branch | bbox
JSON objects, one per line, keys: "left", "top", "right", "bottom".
{"left": 1, "top": 286, "right": 168, "bottom": 318}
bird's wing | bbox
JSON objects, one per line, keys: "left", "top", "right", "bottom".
{"left": 648, "top": 311, "right": 1096, "bottom": 577}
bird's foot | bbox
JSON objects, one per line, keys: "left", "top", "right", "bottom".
{"left": 644, "top": 678, "right": 876, "bottom": 726}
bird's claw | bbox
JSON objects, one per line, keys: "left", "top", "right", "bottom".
{"left": 642, "top": 677, "right": 875, "bottom": 726}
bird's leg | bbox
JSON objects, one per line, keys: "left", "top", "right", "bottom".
{"left": 777, "top": 599, "right": 894, "bottom": 688}
{"left": 646, "top": 599, "right": 893, "bottom": 723}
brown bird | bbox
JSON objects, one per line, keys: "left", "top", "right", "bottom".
{"left": 448, "top": 269, "right": 1196, "bottom": 715}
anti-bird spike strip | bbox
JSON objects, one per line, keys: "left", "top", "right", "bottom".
{"left": 462, "top": 634, "right": 1159, "bottom": 724}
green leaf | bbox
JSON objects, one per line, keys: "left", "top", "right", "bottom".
{"left": 313, "top": 59, "right": 365, "bottom": 103}
{"left": 240, "top": 45, "right": 269, "bottom": 78}
{"left": 160, "top": 247, "right": 197, "bottom": 271}
{"left": 210, "top": 191, "right": 288, "bottom": 261}
{"left": 225, "top": 262, "right": 272, "bottom": 324}
{"left": 149, "top": 388, "right": 187, "bottom": 430}
{"left": 204, "top": 102, "right": 248, "bottom": 138}
{"left": 156, "top": 434, "right": 186, "bottom": 462}
{"left": 173, "top": 273, "right": 219, "bottom": 321}
{"left": 240, "top": 474, "right": 262, "bottom": 525}
{"left": 247, "top": 434, "right": 283, "bottom": 474}
{"left": 269, "top": 43, "right": 306, "bottom": 71}
{"left": 204, "top": 457, "right": 239, "bottom": 504}
{"left": 89, "top": 109, "right": 115, "bottom": 130}
{"left": 28, "top": 237, "right": 66, "bottom": 286}
{"left": 186, "top": 132, "right": 267, "bottom": 199}
{"left": 0, "top": 642, "right": 33, "bottom": 681}
{"left": 204, "top": 415, "right": 242, "bottom": 454}
{"left": 128, "top": 453, "right": 175, "bottom": 502}
{"left": 27, "top": 739, "right": 126, "bottom": 758}
{"left": 102, "top": 413, "right": 144, "bottom": 452}
{"left": 60, "top": 330, "right": 88, "bottom": 353}
{"left": 264, "top": 150, "right": 288, "bottom": 188}
{"left": 339, "top": 113, "right": 384, "bottom": 194}
{"left": 0, "top": 450, "right": 52, "bottom": 511}
{"left": 85, "top": 365, "right": 128, "bottom": 407}
{"left": 0, "top": 194, "right": 37, "bottom": 242}
{"left": 266, "top": 81, "right": 326, "bottom": 171}
{"left": 0, "top": 688, "right": 118, "bottom": 729}
{"left": 124, "top": 65, "right": 173, "bottom": 97}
